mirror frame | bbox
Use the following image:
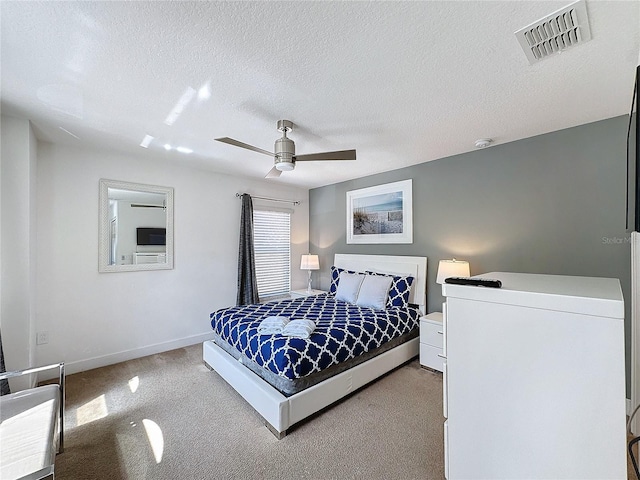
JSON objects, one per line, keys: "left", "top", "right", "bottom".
{"left": 99, "top": 179, "right": 174, "bottom": 273}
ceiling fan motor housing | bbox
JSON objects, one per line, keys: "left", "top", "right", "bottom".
{"left": 274, "top": 134, "right": 295, "bottom": 171}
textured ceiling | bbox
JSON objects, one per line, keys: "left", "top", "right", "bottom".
{"left": 1, "top": 1, "right": 639, "bottom": 189}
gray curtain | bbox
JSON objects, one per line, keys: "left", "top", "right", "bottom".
{"left": 0, "top": 330, "right": 9, "bottom": 395}
{"left": 237, "top": 194, "right": 259, "bottom": 305}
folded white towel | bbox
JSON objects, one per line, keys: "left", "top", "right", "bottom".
{"left": 257, "top": 316, "right": 290, "bottom": 335}
{"left": 282, "top": 319, "right": 316, "bottom": 339}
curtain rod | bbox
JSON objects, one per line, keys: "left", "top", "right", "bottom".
{"left": 236, "top": 192, "right": 300, "bottom": 205}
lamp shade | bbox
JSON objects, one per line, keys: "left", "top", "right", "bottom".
{"left": 300, "top": 254, "right": 320, "bottom": 270}
{"left": 436, "top": 259, "right": 470, "bottom": 284}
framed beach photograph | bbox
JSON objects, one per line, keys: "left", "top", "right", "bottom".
{"left": 346, "top": 179, "right": 413, "bottom": 244}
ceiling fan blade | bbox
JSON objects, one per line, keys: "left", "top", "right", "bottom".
{"left": 293, "top": 149, "right": 356, "bottom": 162}
{"left": 215, "top": 137, "right": 273, "bottom": 157}
{"left": 265, "top": 166, "right": 282, "bottom": 178}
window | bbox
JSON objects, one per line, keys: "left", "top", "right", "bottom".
{"left": 253, "top": 209, "right": 291, "bottom": 300}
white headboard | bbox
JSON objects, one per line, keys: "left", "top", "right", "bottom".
{"left": 334, "top": 254, "right": 428, "bottom": 314}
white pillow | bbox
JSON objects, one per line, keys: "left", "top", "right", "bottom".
{"left": 356, "top": 275, "right": 393, "bottom": 310}
{"left": 335, "top": 272, "right": 365, "bottom": 304}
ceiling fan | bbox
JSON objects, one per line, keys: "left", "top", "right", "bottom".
{"left": 215, "top": 120, "right": 356, "bottom": 178}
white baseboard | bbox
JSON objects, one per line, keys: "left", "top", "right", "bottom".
{"left": 40, "top": 332, "right": 215, "bottom": 380}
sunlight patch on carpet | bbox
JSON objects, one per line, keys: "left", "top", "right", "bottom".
{"left": 143, "top": 419, "right": 164, "bottom": 463}
{"left": 76, "top": 394, "right": 108, "bottom": 426}
{"left": 128, "top": 376, "right": 139, "bottom": 393}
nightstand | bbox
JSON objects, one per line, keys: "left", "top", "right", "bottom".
{"left": 290, "top": 289, "right": 326, "bottom": 299}
{"left": 420, "top": 312, "right": 444, "bottom": 372}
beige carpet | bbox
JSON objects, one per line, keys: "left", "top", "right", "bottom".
{"left": 54, "top": 344, "right": 445, "bottom": 479}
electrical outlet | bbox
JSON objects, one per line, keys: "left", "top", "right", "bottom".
{"left": 36, "top": 331, "right": 49, "bottom": 345}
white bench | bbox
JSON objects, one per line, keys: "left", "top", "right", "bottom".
{"left": 0, "top": 363, "right": 65, "bottom": 480}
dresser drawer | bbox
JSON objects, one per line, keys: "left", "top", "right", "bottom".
{"left": 442, "top": 303, "right": 447, "bottom": 357}
{"left": 443, "top": 360, "right": 448, "bottom": 418}
{"left": 420, "top": 320, "right": 444, "bottom": 348}
{"left": 420, "top": 343, "right": 444, "bottom": 372}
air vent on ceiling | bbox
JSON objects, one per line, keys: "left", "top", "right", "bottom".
{"left": 515, "top": 0, "right": 592, "bottom": 65}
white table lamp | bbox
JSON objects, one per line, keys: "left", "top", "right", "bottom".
{"left": 436, "top": 259, "right": 470, "bottom": 284}
{"left": 300, "top": 254, "right": 320, "bottom": 293}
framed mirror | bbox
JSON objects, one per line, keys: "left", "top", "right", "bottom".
{"left": 99, "top": 179, "right": 174, "bottom": 272}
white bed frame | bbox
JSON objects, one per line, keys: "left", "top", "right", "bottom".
{"left": 202, "top": 254, "right": 427, "bottom": 438}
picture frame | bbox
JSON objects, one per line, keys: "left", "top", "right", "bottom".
{"left": 346, "top": 179, "right": 413, "bottom": 244}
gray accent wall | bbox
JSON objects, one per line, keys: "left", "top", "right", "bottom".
{"left": 310, "top": 115, "right": 631, "bottom": 394}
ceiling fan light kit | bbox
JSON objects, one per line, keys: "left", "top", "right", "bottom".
{"left": 215, "top": 119, "right": 356, "bottom": 178}
{"left": 275, "top": 160, "right": 295, "bottom": 172}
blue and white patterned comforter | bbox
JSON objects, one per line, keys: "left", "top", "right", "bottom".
{"left": 210, "top": 293, "right": 421, "bottom": 381}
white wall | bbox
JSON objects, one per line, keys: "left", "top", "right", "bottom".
{"left": 35, "top": 141, "right": 309, "bottom": 375}
{"left": 0, "top": 116, "right": 37, "bottom": 389}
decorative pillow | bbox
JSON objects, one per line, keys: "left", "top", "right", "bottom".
{"left": 356, "top": 275, "right": 393, "bottom": 310}
{"left": 335, "top": 272, "right": 365, "bottom": 304}
{"left": 329, "top": 266, "right": 359, "bottom": 295}
{"left": 366, "top": 271, "right": 415, "bottom": 309}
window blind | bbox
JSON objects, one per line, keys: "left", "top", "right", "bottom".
{"left": 253, "top": 209, "right": 291, "bottom": 299}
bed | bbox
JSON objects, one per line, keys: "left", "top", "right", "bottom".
{"left": 202, "top": 254, "right": 427, "bottom": 438}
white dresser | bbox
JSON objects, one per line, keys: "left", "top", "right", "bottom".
{"left": 134, "top": 252, "right": 166, "bottom": 264}
{"left": 419, "top": 312, "right": 444, "bottom": 372}
{"left": 442, "top": 272, "right": 626, "bottom": 479}
{"left": 290, "top": 289, "right": 326, "bottom": 299}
